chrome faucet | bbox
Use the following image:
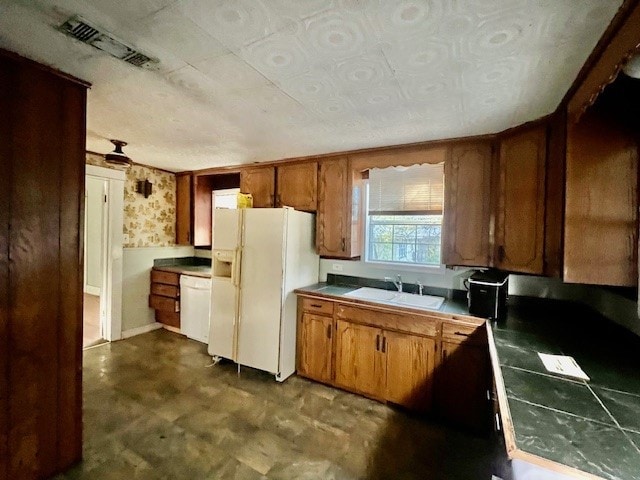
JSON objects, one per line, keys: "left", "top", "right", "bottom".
{"left": 417, "top": 280, "right": 424, "bottom": 296}
{"left": 385, "top": 275, "right": 403, "bottom": 292}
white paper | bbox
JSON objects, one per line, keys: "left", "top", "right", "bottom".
{"left": 537, "top": 353, "right": 590, "bottom": 381}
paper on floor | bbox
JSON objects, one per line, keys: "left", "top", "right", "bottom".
{"left": 537, "top": 353, "right": 590, "bottom": 381}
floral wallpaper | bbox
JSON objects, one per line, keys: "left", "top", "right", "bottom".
{"left": 86, "top": 152, "right": 176, "bottom": 247}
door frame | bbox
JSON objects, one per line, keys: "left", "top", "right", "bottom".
{"left": 85, "top": 164, "right": 125, "bottom": 342}
{"left": 84, "top": 176, "right": 107, "bottom": 297}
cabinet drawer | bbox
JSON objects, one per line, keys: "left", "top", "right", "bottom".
{"left": 301, "top": 297, "right": 334, "bottom": 316}
{"left": 442, "top": 322, "right": 486, "bottom": 345}
{"left": 151, "top": 283, "right": 180, "bottom": 298}
{"left": 336, "top": 304, "right": 437, "bottom": 337}
{"left": 149, "top": 294, "right": 179, "bottom": 313}
{"left": 156, "top": 310, "right": 180, "bottom": 328}
{"left": 151, "top": 269, "right": 180, "bottom": 286}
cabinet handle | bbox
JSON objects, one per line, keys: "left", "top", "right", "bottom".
{"left": 326, "top": 324, "right": 332, "bottom": 339}
{"left": 497, "top": 245, "right": 505, "bottom": 262}
{"left": 381, "top": 336, "right": 386, "bottom": 353}
{"left": 454, "top": 331, "right": 470, "bottom": 337}
{"left": 341, "top": 237, "right": 346, "bottom": 252}
{"left": 310, "top": 304, "right": 323, "bottom": 308}
{"left": 376, "top": 334, "right": 380, "bottom": 351}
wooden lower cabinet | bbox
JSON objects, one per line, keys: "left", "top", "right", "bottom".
{"left": 149, "top": 268, "right": 181, "bottom": 328}
{"left": 436, "top": 341, "right": 490, "bottom": 431}
{"left": 333, "top": 317, "right": 437, "bottom": 412}
{"left": 296, "top": 295, "right": 490, "bottom": 429}
{"left": 335, "top": 320, "right": 386, "bottom": 398}
{"left": 384, "top": 331, "right": 436, "bottom": 412}
{"left": 297, "top": 313, "right": 333, "bottom": 383}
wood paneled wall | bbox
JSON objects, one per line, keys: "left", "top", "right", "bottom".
{"left": 0, "top": 51, "right": 87, "bottom": 479}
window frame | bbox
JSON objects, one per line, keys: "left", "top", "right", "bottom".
{"left": 362, "top": 180, "right": 446, "bottom": 273}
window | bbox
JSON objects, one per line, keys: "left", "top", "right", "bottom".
{"left": 365, "top": 163, "right": 444, "bottom": 267}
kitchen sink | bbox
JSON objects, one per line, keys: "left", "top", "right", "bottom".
{"left": 343, "top": 287, "right": 398, "bottom": 302}
{"left": 343, "top": 287, "right": 445, "bottom": 311}
{"left": 392, "top": 292, "right": 445, "bottom": 310}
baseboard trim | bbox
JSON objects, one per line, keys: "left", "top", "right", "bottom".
{"left": 162, "top": 325, "right": 183, "bottom": 335}
{"left": 84, "top": 285, "right": 101, "bottom": 296}
{"left": 121, "top": 322, "right": 162, "bottom": 339}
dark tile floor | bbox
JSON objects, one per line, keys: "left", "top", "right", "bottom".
{"left": 56, "top": 329, "right": 507, "bottom": 480}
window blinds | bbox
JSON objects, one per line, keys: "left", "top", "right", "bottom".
{"left": 367, "top": 163, "right": 444, "bottom": 215}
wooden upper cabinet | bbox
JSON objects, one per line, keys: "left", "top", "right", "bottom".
{"left": 495, "top": 126, "right": 547, "bottom": 274}
{"left": 564, "top": 112, "right": 638, "bottom": 286}
{"left": 276, "top": 162, "right": 317, "bottom": 211}
{"left": 384, "top": 331, "right": 436, "bottom": 412}
{"left": 316, "top": 157, "right": 361, "bottom": 258}
{"left": 442, "top": 142, "right": 493, "bottom": 267}
{"left": 240, "top": 167, "right": 275, "bottom": 208}
{"left": 175, "top": 173, "right": 192, "bottom": 245}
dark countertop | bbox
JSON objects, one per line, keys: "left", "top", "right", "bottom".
{"left": 295, "top": 282, "right": 470, "bottom": 316}
{"left": 152, "top": 256, "right": 211, "bottom": 278}
{"left": 297, "top": 280, "right": 640, "bottom": 479}
{"left": 490, "top": 301, "right": 640, "bottom": 480}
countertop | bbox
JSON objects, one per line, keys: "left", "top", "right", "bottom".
{"left": 490, "top": 300, "right": 640, "bottom": 480}
{"left": 295, "top": 282, "right": 470, "bottom": 316}
{"left": 152, "top": 265, "right": 211, "bottom": 278}
{"left": 297, "top": 282, "right": 640, "bottom": 479}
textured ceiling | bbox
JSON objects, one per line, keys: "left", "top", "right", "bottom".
{"left": 0, "top": 0, "right": 622, "bottom": 171}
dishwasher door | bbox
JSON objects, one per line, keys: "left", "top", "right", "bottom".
{"left": 180, "top": 275, "right": 212, "bottom": 344}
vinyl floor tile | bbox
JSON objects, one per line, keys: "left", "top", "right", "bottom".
{"left": 57, "top": 329, "right": 505, "bottom": 479}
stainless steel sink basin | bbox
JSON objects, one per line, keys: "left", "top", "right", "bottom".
{"left": 343, "top": 287, "right": 444, "bottom": 311}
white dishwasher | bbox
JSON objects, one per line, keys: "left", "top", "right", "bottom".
{"left": 180, "top": 275, "right": 212, "bottom": 344}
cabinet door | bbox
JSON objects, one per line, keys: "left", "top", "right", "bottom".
{"left": 564, "top": 112, "right": 638, "bottom": 286}
{"left": 297, "top": 313, "right": 333, "bottom": 383}
{"left": 240, "top": 167, "right": 275, "bottom": 208}
{"left": 436, "top": 341, "right": 490, "bottom": 431}
{"left": 384, "top": 331, "right": 436, "bottom": 412}
{"left": 335, "top": 320, "right": 385, "bottom": 398}
{"left": 175, "top": 173, "right": 192, "bottom": 245}
{"left": 317, "top": 157, "right": 351, "bottom": 257}
{"left": 277, "top": 162, "right": 317, "bottom": 211}
{"left": 442, "top": 143, "right": 492, "bottom": 267}
{"left": 495, "top": 126, "right": 546, "bottom": 274}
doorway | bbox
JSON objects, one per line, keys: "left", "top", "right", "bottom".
{"left": 83, "top": 164, "right": 125, "bottom": 348}
{"left": 84, "top": 175, "right": 108, "bottom": 347}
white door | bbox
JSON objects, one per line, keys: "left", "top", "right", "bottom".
{"left": 213, "top": 209, "right": 241, "bottom": 250}
{"left": 208, "top": 277, "right": 237, "bottom": 358}
{"left": 209, "top": 207, "right": 242, "bottom": 359}
{"left": 84, "top": 176, "right": 107, "bottom": 296}
{"left": 237, "top": 209, "right": 286, "bottom": 373}
{"left": 180, "top": 275, "right": 211, "bottom": 344}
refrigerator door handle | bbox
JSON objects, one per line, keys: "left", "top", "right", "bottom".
{"left": 231, "top": 248, "right": 242, "bottom": 287}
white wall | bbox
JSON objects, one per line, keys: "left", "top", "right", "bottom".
{"left": 84, "top": 176, "right": 105, "bottom": 295}
{"left": 122, "top": 246, "right": 194, "bottom": 333}
{"left": 319, "top": 258, "right": 470, "bottom": 290}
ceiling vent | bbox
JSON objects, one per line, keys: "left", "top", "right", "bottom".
{"left": 58, "top": 15, "right": 158, "bottom": 69}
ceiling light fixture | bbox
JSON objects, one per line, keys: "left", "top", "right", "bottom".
{"left": 622, "top": 52, "right": 640, "bottom": 79}
{"left": 105, "top": 139, "right": 132, "bottom": 166}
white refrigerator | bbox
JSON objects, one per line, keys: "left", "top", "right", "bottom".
{"left": 208, "top": 208, "right": 319, "bottom": 382}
